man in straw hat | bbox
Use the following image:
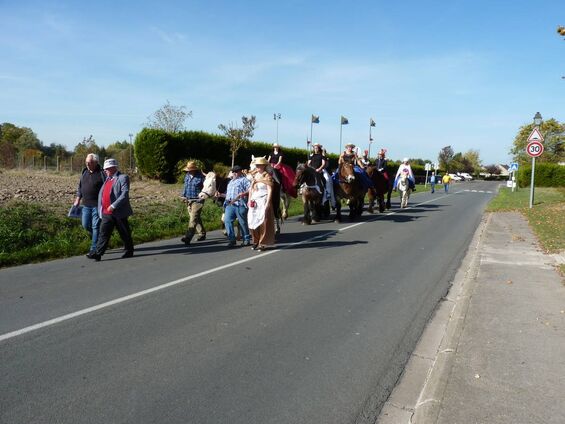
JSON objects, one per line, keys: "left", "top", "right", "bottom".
{"left": 89, "top": 158, "right": 134, "bottom": 261}
{"left": 180, "top": 160, "right": 206, "bottom": 245}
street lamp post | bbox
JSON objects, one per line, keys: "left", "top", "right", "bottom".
{"left": 529, "top": 112, "right": 542, "bottom": 208}
{"left": 273, "top": 113, "right": 281, "bottom": 144}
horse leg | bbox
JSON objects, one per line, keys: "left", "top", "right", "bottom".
{"left": 367, "top": 188, "right": 375, "bottom": 214}
{"left": 334, "top": 199, "right": 342, "bottom": 223}
{"left": 281, "top": 193, "right": 289, "bottom": 220}
{"left": 303, "top": 196, "right": 311, "bottom": 225}
{"left": 378, "top": 193, "right": 385, "bottom": 213}
{"left": 386, "top": 184, "right": 393, "bottom": 209}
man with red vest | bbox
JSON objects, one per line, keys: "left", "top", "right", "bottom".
{"left": 89, "top": 158, "right": 134, "bottom": 261}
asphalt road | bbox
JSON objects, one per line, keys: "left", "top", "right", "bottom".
{"left": 0, "top": 181, "right": 498, "bottom": 424}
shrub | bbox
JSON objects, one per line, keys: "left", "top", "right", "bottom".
{"left": 134, "top": 128, "right": 339, "bottom": 181}
{"left": 517, "top": 163, "right": 565, "bottom": 187}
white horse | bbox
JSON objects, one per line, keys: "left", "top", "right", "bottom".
{"left": 199, "top": 171, "right": 217, "bottom": 200}
{"left": 249, "top": 155, "right": 290, "bottom": 235}
{"left": 397, "top": 173, "right": 412, "bottom": 208}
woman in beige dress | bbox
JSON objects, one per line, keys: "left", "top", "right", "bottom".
{"left": 247, "top": 157, "right": 275, "bottom": 251}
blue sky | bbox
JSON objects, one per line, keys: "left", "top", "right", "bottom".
{"left": 1, "top": 0, "right": 564, "bottom": 164}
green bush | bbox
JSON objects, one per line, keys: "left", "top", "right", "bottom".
{"left": 517, "top": 163, "right": 565, "bottom": 187}
{"left": 134, "top": 128, "right": 340, "bottom": 181}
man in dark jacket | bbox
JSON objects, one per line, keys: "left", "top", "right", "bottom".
{"left": 89, "top": 158, "right": 134, "bottom": 261}
{"left": 74, "top": 153, "right": 106, "bottom": 258}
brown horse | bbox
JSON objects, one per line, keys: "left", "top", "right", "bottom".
{"left": 332, "top": 162, "right": 367, "bottom": 222}
{"left": 366, "top": 165, "right": 387, "bottom": 213}
{"left": 294, "top": 163, "right": 324, "bottom": 225}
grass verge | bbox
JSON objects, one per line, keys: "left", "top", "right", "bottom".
{"left": 0, "top": 197, "right": 305, "bottom": 268}
{"left": 486, "top": 187, "right": 565, "bottom": 254}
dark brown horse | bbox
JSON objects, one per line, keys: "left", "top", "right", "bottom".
{"left": 366, "top": 165, "right": 388, "bottom": 213}
{"left": 332, "top": 162, "right": 367, "bottom": 222}
{"left": 294, "top": 163, "right": 324, "bottom": 225}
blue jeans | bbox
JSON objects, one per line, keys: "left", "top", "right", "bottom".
{"left": 444, "top": 183, "right": 449, "bottom": 193}
{"left": 224, "top": 203, "right": 250, "bottom": 242}
{"left": 431, "top": 182, "right": 435, "bottom": 193}
{"left": 81, "top": 206, "right": 101, "bottom": 252}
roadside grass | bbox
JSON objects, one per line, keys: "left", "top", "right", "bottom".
{"left": 0, "top": 197, "right": 306, "bottom": 268}
{"left": 486, "top": 187, "right": 565, "bottom": 256}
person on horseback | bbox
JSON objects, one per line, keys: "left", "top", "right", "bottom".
{"left": 359, "top": 149, "right": 371, "bottom": 169}
{"left": 376, "top": 149, "right": 389, "bottom": 180}
{"left": 338, "top": 143, "right": 373, "bottom": 190}
{"left": 394, "top": 157, "right": 416, "bottom": 191}
{"left": 308, "top": 143, "right": 335, "bottom": 208}
{"left": 267, "top": 143, "right": 297, "bottom": 198}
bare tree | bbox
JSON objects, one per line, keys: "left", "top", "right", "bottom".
{"left": 145, "top": 101, "right": 192, "bottom": 133}
{"left": 218, "top": 115, "right": 257, "bottom": 167}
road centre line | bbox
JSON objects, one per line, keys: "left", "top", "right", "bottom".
{"left": 0, "top": 193, "right": 450, "bottom": 343}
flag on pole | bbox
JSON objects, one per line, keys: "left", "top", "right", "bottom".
{"left": 370, "top": 118, "right": 376, "bottom": 127}
{"left": 341, "top": 116, "right": 349, "bottom": 125}
{"left": 311, "top": 115, "right": 320, "bottom": 124}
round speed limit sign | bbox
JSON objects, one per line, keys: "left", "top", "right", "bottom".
{"left": 526, "top": 141, "right": 544, "bottom": 158}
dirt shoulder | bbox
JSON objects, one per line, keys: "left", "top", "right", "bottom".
{"left": 0, "top": 169, "right": 181, "bottom": 207}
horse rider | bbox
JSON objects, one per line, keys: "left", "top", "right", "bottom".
{"left": 267, "top": 143, "right": 297, "bottom": 198}
{"left": 394, "top": 157, "right": 416, "bottom": 191}
{"left": 375, "top": 149, "right": 390, "bottom": 180}
{"left": 308, "top": 143, "right": 335, "bottom": 207}
{"left": 338, "top": 143, "right": 373, "bottom": 189}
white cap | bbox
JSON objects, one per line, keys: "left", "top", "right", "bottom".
{"left": 402, "top": 157, "right": 409, "bottom": 163}
{"left": 103, "top": 158, "right": 118, "bottom": 169}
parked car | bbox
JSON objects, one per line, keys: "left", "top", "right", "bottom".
{"left": 448, "top": 173, "right": 462, "bottom": 181}
{"left": 458, "top": 172, "right": 473, "bottom": 181}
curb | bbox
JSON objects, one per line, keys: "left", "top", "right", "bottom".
{"left": 377, "top": 213, "right": 492, "bottom": 424}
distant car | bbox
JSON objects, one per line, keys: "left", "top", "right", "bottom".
{"left": 448, "top": 173, "right": 462, "bottom": 181}
{"left": 458, "top": 172, "right": 474, "bottom": 181}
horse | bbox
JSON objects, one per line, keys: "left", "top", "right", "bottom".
{"left": 365, "top": 165, "right": 388, "bottom": 213}
{"left": 333, "top": 162, "right": 367, "bottom": 222}
{"left": 293, "top": 163, "right": 324, "bottom": 225}
{"left": 198, "top": 171, "right": 217, "bottom": 200}
{"left": 397, "top": 173, "right": 412, "bottom": 208}
{"left": 249, "top": 156, "right": 286, "bottom": 235}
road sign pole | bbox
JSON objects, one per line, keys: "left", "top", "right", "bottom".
{"left": 425, "top": 169, "right": 429, "bottom": 187}
{"left": 529, "top": 156, "right": 535, "bottom": 208}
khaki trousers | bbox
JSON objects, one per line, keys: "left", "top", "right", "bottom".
{"left": 186, "top": 201, "right": 205, "bottom": 238}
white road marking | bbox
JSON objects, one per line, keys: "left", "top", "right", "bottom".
{"left": 0, "top": 193, "right": 452, "bottom": 343}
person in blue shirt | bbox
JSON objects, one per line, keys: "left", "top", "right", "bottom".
{"left": 180, "top": 161, "right": 206, "bottom": 245}
{"left": 430, "top": 171, "right": 437, "bottom": 193}
{"left": 223, "top": 165, "right": 251, "bottom": 247}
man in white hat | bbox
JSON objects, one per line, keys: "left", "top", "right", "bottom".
{"left": 89, "top": 158, "right": 134, "bottom": 261}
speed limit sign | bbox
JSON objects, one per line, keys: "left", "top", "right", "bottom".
{"left": 526, "top": 141, "right": 544, "bottom": 157}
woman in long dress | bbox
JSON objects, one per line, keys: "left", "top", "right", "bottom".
{"left": 247, "top": 157, "right": 275, "bottom": 251}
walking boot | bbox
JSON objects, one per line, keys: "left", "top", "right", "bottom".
{"left": 181, "top": 231, "right": 194, "bottom": 245}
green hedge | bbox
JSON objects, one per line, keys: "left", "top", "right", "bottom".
{"left": 517, "top": 163, "right": 565, "bottom": 187}
{"left": 135, "top": 128, "right": 339, "bottom": 182}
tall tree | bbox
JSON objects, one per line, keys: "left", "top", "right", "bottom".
{"left": 218, "top": 115, "right": 257, "bottom": 167}
{"left": 438, "top": 145, "right": 454, "bottom": 170}
{"left": 463, "top": 149, "right": 482, "bottom": 175}
{"left": 510, "top": 118, "right": 565, "bottom": 164}
{"left": 145, "top": 101, "right": 192, "bottom": 133}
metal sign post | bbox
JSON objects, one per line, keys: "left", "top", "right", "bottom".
{"left": 526, "top": 128, "right": 544, "bottom": 208}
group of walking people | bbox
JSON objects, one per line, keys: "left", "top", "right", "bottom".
{"left": 74, "top": 154, "right": 134, "bottom": 262}
{"left": 73, "top": 142, "right": 447, "bottom": 259}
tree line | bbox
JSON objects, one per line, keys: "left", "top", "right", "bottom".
{"left": 0, "top": 123, "right": 135, "bottom": 171}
